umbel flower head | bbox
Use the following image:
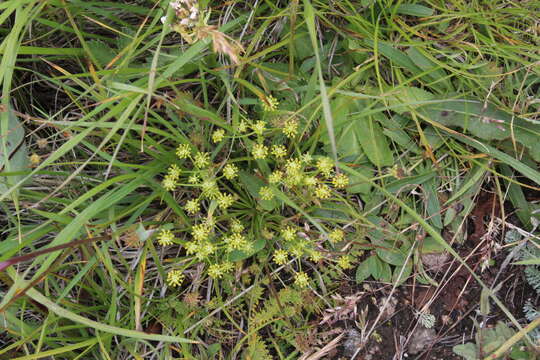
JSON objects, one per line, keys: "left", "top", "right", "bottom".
{"left": 252, "top": 121, "right": 266, "bottom": 136}
{"left": 184, "top": 199, "right": 200, "bottom": 214}
{"left": 260, "top": 95, "right": 279, "bottom": 112}
{"left": 251, "top": 143, "right": 268, "bottom": 159}
{"left": 208, "top": 262, "right": 233, "bottom": 279}
{"left": 224, "top": 233, "right": 247, "bottom": 251}
{"left": 230, "top": 219, "right": 244, "bottom": 233}
{"left": 259, "top": 186, "right": 274, "bottom": 201}
{"left": 329, "top": 228, "right": 345, "bottom": 243}
{"left": 222, "top": 163, "right": 238, "bottom": 180}
{"left": 271, "top": 144, "right": 287, "bottom": 159}
{"left": 157, "top": 229, "right": 175, "bottom": 246}
{"left": 217, "top": 192, "right": 235, "bottom": 210}
{"left": 332, "top": 173, "right": 349, "bottom": 188}
{"left": 269, "top": 170, "right": 283, "bottom": 184}
{"left": 212, "top": 129, "right": 225, "bottom": 143}
{"left": 166, "top": 269, "right": 185, "bottom": 287}
{"left": 194, "top": 152, "right": 210, "bottom": 168}
{"left": 167, "top": 164, "right": 181, "bottom": 179}
{"left": 162, "top": 175, "right": 177, "bottom": 192}
{"left": 337, "top": 255, "right": 353, "bottom": 269}
{"left": 273, "top": 249, "right": 289, "bottom": 265}
{"left": 294, "top": 272, "right": 310, "bottom": 288}
{"left": 191, "top": 223, "right": 211, "bottom": 241}
{"left": 281, "top": 226, "right": 296, "bottom": 242}
{"left": 282, "top": 119, "right": 298, "bottom": 138}
{"left": 317, "top": 157, "right": 334, "bottom": 177}
{"left": 176, "top": 143, "right": 191, "bottom": 159}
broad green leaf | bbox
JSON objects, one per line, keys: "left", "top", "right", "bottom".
{"left": 452, "top": 343, "right": 478, "bottom": 360}
{"left": 395, "top": 4, "right": 434, "bottom": 17}
{"left": 355, "top": 255, "right": 376, "bottom": 283}
{"left": 0, "top": 107, "right": 29, "bottom": 196}
{"left": 501, "top": 164, "right": 532, "bottom": 228}
{"left": 338, "top": 123, "right": 364, "bottom": 158}
{"left": 392, "top": 260, "right": 412, "bottom": 286}
{"left": 312, "top": 201, "right": 351, "bottom": 220}
{"left": 347, "top": 165, "right": 373, "bottom": 194}
{"left": 419, "top": 99, "right": 540, "bottom": 161}
{"left": 405, "top": 47, "right": 451, "bottom": 92}
{"left": 379, "top": 114, "right": 421, "bottom": 153}
{"left": 384, "top": 86, "right": 435, "bottom": 114}
{"left": 373, "top": 256, "right": 392, "bottom": 282}
{"left": 424, "top": 177, "right": 443, "bottom": 229}
{"left": 420, "top": 237, "right": 447, "bottom": 254}
{"left": 367, "top": 217, "right": 408, "bottom": 266}
{"left": 354, "top": 112, "right": 394, "bottom": 167}
{"left": 292, "top": 30, "right": 311, "bottom": 60}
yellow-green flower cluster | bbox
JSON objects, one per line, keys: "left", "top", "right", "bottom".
{"left": 309, "top": 250, "right": 323, "bottom": 262}
{"left": 185, "top": 240, "right": 216, "bottom": 261}
{"left": 252, "top": 143, "right": 268, "bottom": 159}
{"left": 168, "top": 164, "right": 181, "bottom": 178}
{"left": 166, "top": 270, "right": 185, "bottom": 287}
{"left": 208, "top": 262, "right": 234, "bottom": 279}
{"left": 217, "top": 192, "right": 235, "bottom": 210}
{"left": 230, "top": 219, "right": 244, "bottom": 234}
{"left": 252, "top": 121, "right": 266, "bottom": 136}
{"left": 237, "top": 120, "right": 248, "bottom": 133}
{"left": 329, "top": 228, "right": 345, "bottom": 243}
{"left": 162, "top": 164, "right": 182, "bottom": 192}
{"left": 294, "top": 271, "right": 310, "bottom": 288}
{"left": 269, "top": 170, "right": 283, "bottom": 184}
{"left": 259, "top": 186, "right": 274, "bottom": 201}
{"left": 273, "top": 249, "right": 289, "bottom": 265}
{"left": 176, "top": 143, "right": 191, "bottom": 159}
{"left": 194, "top": 151, "right": 210, "bottom": 168}
{"left": 282, "top": 119, "right": 298, "bottom": 138}
{"left": 212, "top": 129, "right": 225, "bottom": 143}
{"left": 201, "top": 179, "right": 220, "bottom": 199}
{"left": 184, "top": 199, "right": 200, "bottom": 214}
{"left": 337, "top": 255, "right": 353, "bottom": 269}
{"left": 224, "top": 233, "right": 247, "bottom": 251}
{"left": 162, "top": 175, "right": 177, "bottom": 192}
{"left": 188, "top": 174, "right": 200, "bottom": 184}
{"left": 281, "top": 226, "right": 296, "bottom": 242}
{"left": 314, "top": 184, "right": 331, "bottom": 199}
{"left": 223, "top": 164, "right": 238, "bottom": 179}
{"left": 332, "top": 173, "right": 349, "bottom": 189}
{"left": 157, "top": 229, "right": 175, "bottom": 246}
{"left": 316, "top": 157, "right": 334, "bottom": 177}
{"left": 261, "top": 95, "right": 279, "bottom": 112}
{"left": 191, "top": 223, "right": 211, "bottom": 241}
{"left": 271, "top": 144, "right": 287, "bottom": 158}
{"left": 156, "top": 92, "right": 361, "bottom": 293}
